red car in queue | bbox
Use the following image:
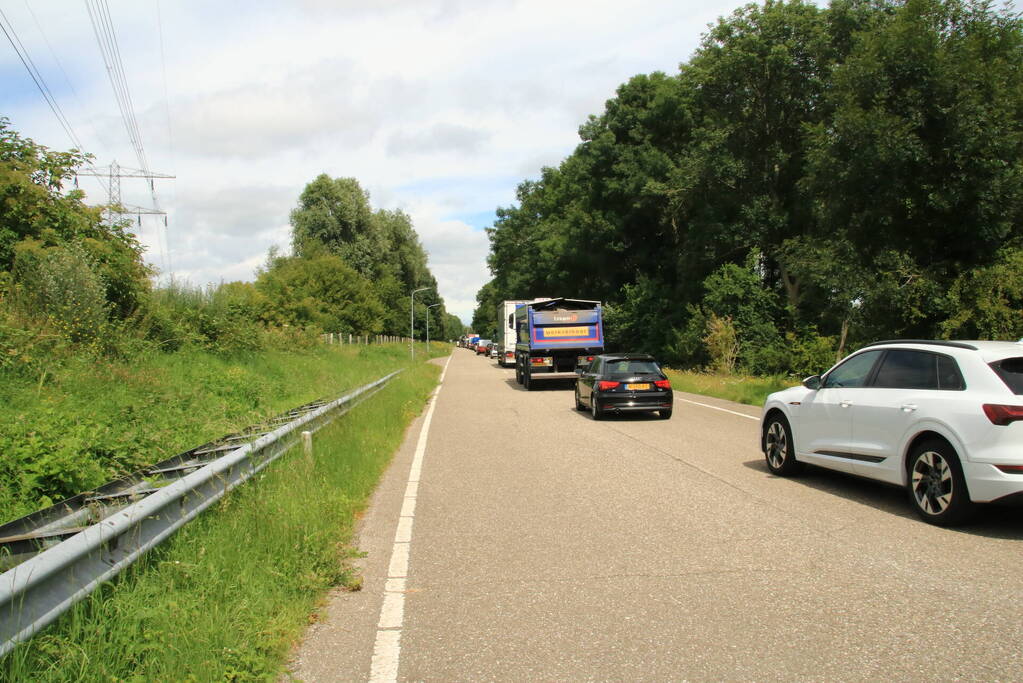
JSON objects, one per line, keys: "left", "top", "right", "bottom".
{"left": 475, "top": 339, "right": 492, "bottom": 356}
{"left": 575, "top": 353, "right": 673, "bottom": 420}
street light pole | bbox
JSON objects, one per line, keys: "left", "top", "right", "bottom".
{"left": 426, "top": 303, "right": 441, "bottom": 356}
{"left": 410, "top": 287, "right": 431, "bottom": 361}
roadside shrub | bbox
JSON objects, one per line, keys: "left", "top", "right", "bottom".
{"left": 787, "top": 328, "right": 838, "bottom": 376}
{"left": 142, "top": 281, "right": 268, "bottom": 353}
{"left": 941, "top": 246, "right": 1023, "bottom": 340}
{"left": 703, "top": 313, "right": 738, "bottom": 373}
{"left": 12, "top": 240, "right": 110, "bottom": 346}
{"left": 262, "top": 324, "right": 322, "bottom": 351}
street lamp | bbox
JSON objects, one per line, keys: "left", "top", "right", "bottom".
{"left": 410, "top": 287, "right": 431, "bottom": 361}
{"left": 425, "top": 303, "right": 441, "bottom": 355}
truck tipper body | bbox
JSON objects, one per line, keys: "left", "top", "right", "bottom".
{"left": 496, "top": 298, "right": 548, "bottom": 367}
{"left": 514, "top": 298, "right": 604, "bottom": 390}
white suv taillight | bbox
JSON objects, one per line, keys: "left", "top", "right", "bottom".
{"left": 982, "top": 404, "right": 1023, "bottom": 426}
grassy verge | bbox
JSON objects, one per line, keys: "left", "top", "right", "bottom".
{"left": 1, "top": 347, "right": 444, "bottom": 681}
{"left": 0, "top": 343, "right": 443, "bottom": 522}
{"left": 664, "top": 369, "right": 797, "bottom": 407}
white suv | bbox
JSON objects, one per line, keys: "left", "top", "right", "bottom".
{"left": 760, "top": 340, "right": 1023, "bottom": 525}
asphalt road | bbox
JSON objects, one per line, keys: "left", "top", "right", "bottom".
{"left": 287, "top": 349, "right": 1023, "bottom": 682}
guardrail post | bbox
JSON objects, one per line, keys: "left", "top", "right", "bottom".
{"left": 302, "top": 431, "right": 312, "bottom": 463}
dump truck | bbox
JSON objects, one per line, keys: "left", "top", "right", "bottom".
{"left": 514, "top": 298, "right": 604, "bottom": 390}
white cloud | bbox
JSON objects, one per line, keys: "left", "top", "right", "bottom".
{"left": 404, "top": 206, "right": 491, "bottom": 324}
{"left": 387, "top": 123, "right": 491, "bottom": 157}
{"left": 0, "top": 0, "right": 810, "bottom": 325}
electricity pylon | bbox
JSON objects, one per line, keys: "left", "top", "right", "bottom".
{"left": 76, "top": 161, "right": 175, "bottom": 223}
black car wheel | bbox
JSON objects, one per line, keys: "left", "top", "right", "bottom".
{"left": 763, "top": 415, "right": 803, "bottom": 476}
{"left": 658, "top": 408, "right": 672, "bottom": 420}
{"left": 575, "top": 385, "right": 586, "bottom": 411}
{"left": 907, "top": 439, "right": 975, "bottom": 526}
{"left": 590, "top": 396, "right": 602, "bottom": 420}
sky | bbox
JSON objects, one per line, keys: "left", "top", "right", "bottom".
{"left": 2, "top": 0, "right": 787, "bottom": 324}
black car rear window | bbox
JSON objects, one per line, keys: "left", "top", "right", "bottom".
{"left": 990, "top": 357, "right": 1023, "bottom": 395}
{"left": 604, "top": 360, "right": 662, "bottom": 377}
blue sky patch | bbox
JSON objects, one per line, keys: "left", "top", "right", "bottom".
{"left": 445, "top": 209, "right": 498, "bottom": 231}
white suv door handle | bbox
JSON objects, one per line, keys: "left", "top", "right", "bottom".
{"left": 901, "top": 404, "right": 918, "bottom": 412}
{"left": 840, "top": 400, "right": 852, "bottom": 408}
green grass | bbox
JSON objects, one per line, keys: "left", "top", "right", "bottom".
{"left": 0, "top": 343, "right": 447, "bottom": 522}
{"left": 665, "top": 368, "right": 797, "bottom": 406}
{"left": 1, "top": 345, "right": 444, "bottom": 681}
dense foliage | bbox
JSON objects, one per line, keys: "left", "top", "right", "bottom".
{"left": 0, "top": 121, "right": 461, "bottom": 384}
{"left": 0, "top": 120, "right": 462, "bottom": 517}
{"left": 475, "top": 0, "right": 1023, "bottom": 374}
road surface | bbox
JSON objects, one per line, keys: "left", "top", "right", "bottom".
{"left": 287, "top": 349, "right": 1023, "bottom": 681}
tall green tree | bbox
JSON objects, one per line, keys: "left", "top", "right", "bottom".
{"left": 480, "top": 0, "right": 1023, "bottom": 373}
{"left": 287, "top": 174, "right": 442, "bottom": 337}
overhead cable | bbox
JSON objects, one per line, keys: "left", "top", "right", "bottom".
{"left": 85, "top": 0, "right": 149, "bottom": 173}
{"left": 0, "top": 6, "right": 109, "bottom": 194}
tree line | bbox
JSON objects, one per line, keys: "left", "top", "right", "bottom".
{"left": 0, "top": 118, "right": 460, "bottom": 378}
{"left": 473, "top": 0, "right": 1023, "bottom": 376}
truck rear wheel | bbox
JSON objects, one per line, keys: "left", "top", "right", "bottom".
{"left": 515, "top": 363, "right": 523, "bottom": 384}
{"left": 524, "top": 367, "right": 534, "bottom": 391}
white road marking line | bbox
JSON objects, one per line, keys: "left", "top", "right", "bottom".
{"left": 399, "top": 497, "right": 416, "bottom": 518}
{"left": 387, "top": 543, "right": 410, "bottom": 579}
{"left": 378, "top": 592, "right": 405, "bottom": 629}
{"left": 394, "top": 516, "right": 413, "bottom": 544}
{"left": 369, "top": 631, "right": 401, "bottom": 682}
{"left": 675, "top": 397, "right": 759, "bottom": 421}
{"left": 368, "top": 354, "right": 451, "bottom": 683}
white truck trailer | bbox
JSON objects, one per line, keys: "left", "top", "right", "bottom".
{"left": 496, "top": 299, "right": 548, "bottom": 367}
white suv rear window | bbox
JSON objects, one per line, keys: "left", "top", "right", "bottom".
{"left": 990, "top": 357, "right": 1023, "bottom": 395}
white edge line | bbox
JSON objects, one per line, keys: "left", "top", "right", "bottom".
{"left": 675, "top": 397, "right": 759, "bottom": 421}
{"left": 369, "top": 353, "right": 452, "bottom": 683}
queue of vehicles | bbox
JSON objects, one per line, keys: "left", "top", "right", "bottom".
{"left": 458, "top": 297, "right": 674, "bottom": 420}
{"left": 458, "top": 301, "right": 1023, "bottom": 527}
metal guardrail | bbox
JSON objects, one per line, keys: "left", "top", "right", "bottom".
{"left": 0, "top": 369, "right": 402, "bottom": 658}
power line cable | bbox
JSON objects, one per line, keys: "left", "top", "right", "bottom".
{"left": 155, "top": 0, "right": 173, "bottom": 276}
{"left": 23, "top": 0, "right": 84, "bottom": 109}
{"left": 99, "top": 0, "right": 148, "bottom": 171}
{"left": 85, "top": 0, "right": 149, "bottom": 173}
{"left": 0, "top": 6, "right": 109, "bottom": 195}
{"left": 0, "top": 7, "right": 82, "bottom": 149}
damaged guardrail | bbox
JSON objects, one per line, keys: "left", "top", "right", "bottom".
{"left": 0, "top": 369, "right": 402, "bottom": 657}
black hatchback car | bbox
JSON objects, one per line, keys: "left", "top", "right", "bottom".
{"left": 575, "top": 354, "right": 673, "bottom": 420}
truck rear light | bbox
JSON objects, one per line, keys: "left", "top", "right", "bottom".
{"left": 505, "top": 351, "right": 514, "bottom": 358}
{"left": 983, "top": 404, "right": 1023, "bottom": 426}
{"left": 995, "top": 464, "right": 1023, "bottom": 474}
{"left": 597, "top": 381, "right": 620, "bottom": 391}
{"left": 654, "top": 379, "right": 671, "bottom": 389}
{"left": 531, "top": 357, "right": 552, "bottom": 366}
